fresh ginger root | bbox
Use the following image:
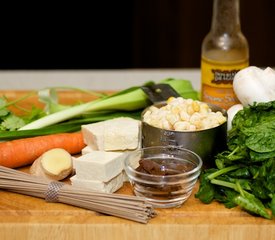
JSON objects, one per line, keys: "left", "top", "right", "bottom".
{"left": 30, "top": 148, "right": 73, "bottom": 181}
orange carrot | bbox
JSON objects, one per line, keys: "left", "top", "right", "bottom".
{"left": 0, "top": 132, "right": 86, "bottom": 168}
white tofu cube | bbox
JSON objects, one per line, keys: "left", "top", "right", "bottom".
{"left": 70, "top": 172, "right": 124, "bottom": 193}
{"left": 81, "top": 117, "right": 141, "bottom": 151}
{"left": 73, "top": 151, "right": 124, "bottom": 182}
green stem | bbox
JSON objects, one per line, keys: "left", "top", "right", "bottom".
{"left": 228, "top": 146, "right": 240, "bottom": 157}
{"left": 211, "top": 179, "right": 252, "bottom": 197}
{"left": 207, "top": 165, "right": 240, "bottom": 180}
{"left": 235, "top": 180, "right": 245, "bottom": 197}
{"left": 210, "top": 179, "right": 237, "bottom": 190}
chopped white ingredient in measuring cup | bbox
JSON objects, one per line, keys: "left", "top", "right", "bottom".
{"left": 143, "top": 97, "right": 226, "bottom": 131}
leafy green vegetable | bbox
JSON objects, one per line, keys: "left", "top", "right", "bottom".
{"left": 228, "top": 101, "right": 275, "bottom": 154}
{"left": 196, "top": 101, "right": 275, "bottom": 220}
{"left": 234, "top": 194, "right": 271, "bottom": 219}
{"left": 0, "top": 94, "right": 49, "bottom": 132}
{"left": 1, "top": 115, "right": 25, "bottom": 131}
{"left": 0, "top": 98, "right": 26, "bottom": 131}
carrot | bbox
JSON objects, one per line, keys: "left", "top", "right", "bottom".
{"left": 0, "top": 132, "right": 86, "bottom": 168}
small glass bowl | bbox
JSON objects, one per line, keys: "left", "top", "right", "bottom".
{"left": 124, "top": 146, "right": 202, "bottom": 208}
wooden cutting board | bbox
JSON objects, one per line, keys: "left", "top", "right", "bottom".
{"left": 0, "top": 90, "right": 274, "bottom": 240}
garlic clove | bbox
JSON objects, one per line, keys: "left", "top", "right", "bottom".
{"left": 227, "top": 104, "right": 243, "bottom": 131}
{"left": 262, "top": 67, "right": 275, "bottom": 99}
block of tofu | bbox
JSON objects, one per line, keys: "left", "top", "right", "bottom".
{"left": 70, "top": 172, "right": 124, "bottom": 193}
{"left": 73, "top": 151, "right": 124, "bottom": 182}
{"left": 81, "top": 117, "right": 141, "bottom": 151}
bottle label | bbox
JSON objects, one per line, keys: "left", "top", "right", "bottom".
{"left": 201, "top": 58, "right": 249, "bottom": 109}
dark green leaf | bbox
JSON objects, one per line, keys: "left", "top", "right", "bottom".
{"left": 244, "top": 122, "right": 275, "bottom": 153}
{"left": 251, "top": 179, "right": 270, "bottom": 200}
{"left": 195, "top": 180, "right": 215, "bottom": 204}
{"left": 234, "top": 194, "right": 271, "bottom": 219}
{"left": 195, "top": 169, "right": 217, "bottom": 204}
{"left": 216, "top": 188, "right": 238, "bottom": 208}
{"left": 228, "top": 167, "right": 251, "bottom": 179}
{"left": 250, "top": 150, "right": 275, "bottom": 162}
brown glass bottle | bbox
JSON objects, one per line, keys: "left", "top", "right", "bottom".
{"left": 201, "top": 0, "right": 249, "bottom": 110}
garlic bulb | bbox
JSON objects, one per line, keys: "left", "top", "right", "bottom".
{"left": 233, "top": 66, "right": 275, "bottom": 106}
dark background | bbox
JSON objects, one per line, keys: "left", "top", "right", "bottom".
{"left": 0, "top": 0, "right": 274, "bottom": 70}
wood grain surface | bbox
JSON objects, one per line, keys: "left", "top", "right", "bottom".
{"left": 0, "top": 90, "right": 274, "bottom": 240}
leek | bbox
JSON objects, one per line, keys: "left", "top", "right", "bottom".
{"left": 19, "top": 79, "right": 198, "bottom": 131}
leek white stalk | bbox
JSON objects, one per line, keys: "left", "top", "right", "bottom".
{"left": 19, "top": 89, "right": 148, "bottom": 130}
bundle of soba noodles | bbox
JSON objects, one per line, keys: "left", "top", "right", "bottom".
{"left": 0, "top": 166, "right": 156, "bottom": 223}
